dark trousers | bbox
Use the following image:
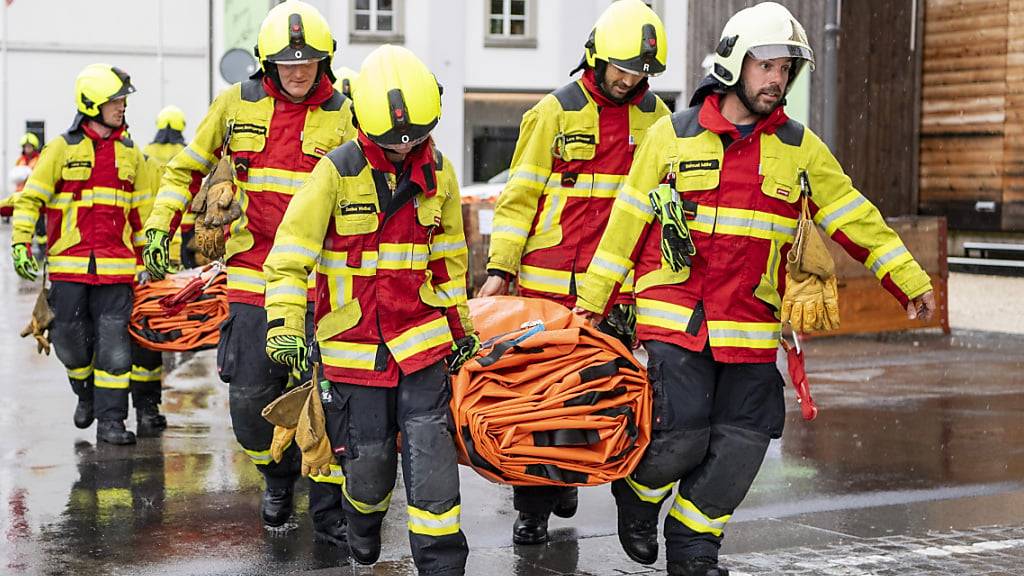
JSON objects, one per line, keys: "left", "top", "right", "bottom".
{"left": 216, "top": 302, "right": 343, "bottom": 527}
{"left": 325, "top": 361, "right": 468, "bottom": 576}
{"left": 613, "top": 340, "right": 785, "bottom": 563}
{"left": 48, "top": 281, "right": 133, "bottom": 421}
{"left": 130, "top": 340, "right": 163, "bottom": 410}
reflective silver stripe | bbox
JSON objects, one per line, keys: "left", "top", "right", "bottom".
{"left": 621, "top": 191, "right": 654, "bottom": 215}
{"left": 266, "top": 285, "right": 307, "bottom": 298}
{"left": 334, "top": 275, "right": 347, "bottom": 309}
{"left": 431, "top": 240, "right": 467, "bottom": 253}
{"left": 715, "top": 214, "right": 796, "bottom": 238}
{"left": 519, "top": 268, "right": 570, "bottom": 289}
{"left": 542, "top": 194, "right": 562, "bottom": 231}
{"left": 25, "top": 182, "right": 54, "bottom": 199}
{"left": 819, "top": 195, "right": 868, "bottom": 230}
{"left": 592, "top": 180, "right": 623, "bottom": 191}
{"left": 493, "top": 225, "right": 529, "bottom": 239}
{"left": 511, "top": 169, "right": 548, "bottom": 185}
{"left": 389, "top": 323, "right": 449, "bottom": 357}
{"left": 626, "top": 476, "right": 674, "bottom": 502}
{"left": 378, "top": 248, "right": 428, "bottom": 264}
{"left": 247, "top": 173, "right": 307, "bottom": 189}
{"left": 591, "top": 256, "right": 629, "bottom": 277}
{"left": 408, "top": 510, "right": 460, "bottom": 530}
{"left": 97, "top": 262, "right": 139, "bottom": 271}
{"left": 709, "top": 328, "right": 779, "bottom": 341}
{"left": 157, "top": 189, "right": 189, "bottom": 207}
{"left": 870, "top": 246, "right": 909, "bottom": 275}
{"left": 321, "top": 345, "right": 376, "bottom": 364}
{"left": 229, "top": 272, "right": 266, "bottom": 289}
{"left": 693, "top": 212, "right": 716, "bottom": 227}
{"left": 436, "top": 285, "right": 467, "bottom": 301}
{"left": 638, "top": 305, "right": 691, "bottom": 326}
{"left": 184, "top": 147, "right": 214, "bottom": 170}
{"left": 272, "top": 244, "right": 319, "bottom": 260}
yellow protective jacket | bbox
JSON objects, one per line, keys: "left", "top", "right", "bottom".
{"left": 264, "top": 140, "right": 473, "bottom": 387}
{"left": 14, "top": 124, "right": 155, "bottom": 284}
{"left": 577, "top": 93, "right": 932, "bottom": 363}
{"left": 144, "top": 76, "right": 356, "bottom": 305}
{"left": 488, "top": 71, "right": 670, "bottom": 308}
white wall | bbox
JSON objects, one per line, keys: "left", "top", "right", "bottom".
{"left": 0, "top": 0, "right": 211, "bottom": 193}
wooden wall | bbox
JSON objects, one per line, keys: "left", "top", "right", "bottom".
{"left": 686, "top": 0, "right": 922, "bottom": 218}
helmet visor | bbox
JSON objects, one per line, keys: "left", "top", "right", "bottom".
{"left": 747, "top": 44, "right": 814, "bottom": 65}
{"left": 606, "top": 55, "right": 665, "bottom": 77}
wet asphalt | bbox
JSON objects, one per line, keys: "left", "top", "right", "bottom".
{"left": 1, "top": 232, "right": 1023, "bottom": 575}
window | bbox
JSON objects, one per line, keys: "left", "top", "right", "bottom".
{"left": 486, "top": 0, "right": 536, "bottom": 48}
{"left": 350, "top": 0, "right": 404, "bottom": 43}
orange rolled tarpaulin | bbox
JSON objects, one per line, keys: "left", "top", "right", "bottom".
{"left": 452, "top": 296, "right": 650, "bottom": 487}
{"left": 130, "top": 265, "right": 228, "bottom": 352}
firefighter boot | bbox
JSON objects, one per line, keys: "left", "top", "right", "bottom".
{"left": 136, "top": 405, "right": 167, "bottom": 437}
{"left": 513, "top": 512, "right": 549, "bottom": 545}
{"left": 97, "top": 419, "right": 137, "bottom": 445}
{"left": 347, "top": 524, "right": 382, "bottom": 565}
{"left": 261, "top": 487, "right": 294, "bottom": 527}
{"left": 618, "top": 507, "right": 659, "bottom": 565}
{"left": 667, "top": 557, "right": 729, "bottom": 576}
{"left": 74, "top": 400, "right": 95, "bottom": 429}
{"left": 313, "top": 517, "right": 348, "bottom": 547}
{"left": 553, "top": 487, "right": 579, "bottom": 519}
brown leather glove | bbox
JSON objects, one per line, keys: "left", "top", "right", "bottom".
{"left": 261, "top": 382, "right": 313, "bottom": 464}
{"left": 269, "top": 426, "right": 296, "bottom": 463}
{"left": 781, "top": 274, "right": 840, "bottom": 333}
{"left": 20, "top": 286, "right": 54, "bottom": 355}
{"left": 296, "top": 385, "right": 333, "bottom": 477}
{"left": 190, "top": 158, "right": 241, "bottom": 260}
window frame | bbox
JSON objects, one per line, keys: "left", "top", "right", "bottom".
{"left": 349, "top": 0, "right": 405, "bottom": 44}
{"left": 484, "top": 0, "right": 537, "bottom": 49}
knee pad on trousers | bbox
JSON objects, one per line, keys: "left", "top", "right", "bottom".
{"left": 344, "top": 437, "right": 398, "bottom": 509}
{"left": 51, "top": 320, "right": 93, "bottom": 372}
{"left": 632, "top": 427, "right": 711, "bottom": 489}
{"left": 680, "top": 424, "right": 771, "bottom": 518}
{"left": 403, "top": 412, "right": 460, "bottom": 513}
{"left": 95, "top": 315, "right": 132, "bottom": 374}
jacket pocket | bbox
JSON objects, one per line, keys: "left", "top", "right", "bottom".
{"left": 636, "top": 265, "right": 690, "bottom": 292}
{"left": 648, "top": 359, "right": 671, "bottom": 431}
{"left": 323, "top": 386, "right": 355, "bottom": 458}
{"left": 315, "top": 299, "right": 363, "bottom": 342}
{"left": 228, "top": 127, "right": 268, "bottom": 154}
{"left": 760, "top": 153, "right": 802, "bottom": 204}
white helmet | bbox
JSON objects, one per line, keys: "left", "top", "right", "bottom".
{"left": 711, "top": 2, "right": 814, "bottom": 92}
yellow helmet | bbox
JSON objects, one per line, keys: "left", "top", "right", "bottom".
{"left": 712, "top": 2, "right": 814, "bottom": 90}
{"left": 353, "top": 45, "right": 441, "bottom": 147}
{"left": 75, "top": 63, "right": 135, "bottom": 117}
{"left": 256, "top": 0, "right": 334, "bottom": 70}
{"left": 19, "top": 133, "right": 39, "bottom": 149}
{"left": 156, "top": 105, "right": 186, "bottom": 131}
{"left": 584, "top": 0, "right": 667, "bottom": 75}
{"left": 334, "top": 66, "right": 358, "bottom": 97}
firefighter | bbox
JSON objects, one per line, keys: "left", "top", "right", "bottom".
{"left": 334, "top": 65, "right": 357, "bottom": 98}
{"left": 141, "top": 0, "right": 356, "bottom": 543}
{"left": 264, "top": 44, "right": 476, "bottom": 575}
{"left": 11, "top": 63, "right": 154, "bottom": 445}
{"left": 143, "top": 105, "right": 196, "bottom": 268}
{"left": 476, "top": 0, "right": 671, "bottom": 546}
{"left": 574, "top": 4, "right": 936, "bottom": 575}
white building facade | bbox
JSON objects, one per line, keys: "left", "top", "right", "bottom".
{"left": 0, "top": 0, "right": 689, "bottom": 191}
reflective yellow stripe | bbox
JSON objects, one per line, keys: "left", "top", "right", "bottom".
{"left": 508, "top": 164, "right": 549, "bottom": 190}
{"left": 617, "top": 185, "right": 656, "bottom": 221}
{"left": 130, "top": 365, "right": 162, "bottom": 383}
{"left": 48, "top": 255, "right": 90, "bottom": 275}
{"left": 377, "top": 243, "right": 429, "bottom": 270}
{"left": 94, "top": 369, "right": 129, "bottom": 390}
{"left": 67, "top": 365, "right": 94, "bottom": 380}
{"left": 625, "top": 476, "right": 675, "bottom": 504}
{"left": 239, "top": 167, "right": 311, "bottom": 195}
{"left": 344, "top": 483, "right": 392, "bottom": 514}
{"left": 518, "top": 264, "right": 572, "bottom": 295}
{"left": 407, "top": 504, "right": 461, "bottom": 537}
{"left": 668, "top": 495, "right": 731, "bottom": 537}
{"left": 156, "top": 187, "right": 190, "bottom": 211}
{"left": 265, "top": 276, "right": 308, "bottom": 307}
{"left": 182, "top": 145, "right": 215, "bottom": 171}
{"left": 589, "top": 249, "right": 633, "bottom": 283}
{"left": 431, "top": 280, "right": 468, "bottom": 306}
{"left": 93, "top": 257, "right": 137, "bottom": 276}
{"left": 429, "top": 235, "right": 468, "bottom": 260}
{"left": 320, "top": 341, "right": 378, "bottom": 371}
{"left": 637, "top": 298, "right": 693, "bottom": 332}
{"left": 387, "top": 316, "right": 451, "bottom": 363}
{"left": 707, "top": 320, "right": 779, "bottom": 349}
{"left": 243, "top": 447, "right": 272, "bottom": 465}
{"left": 815, "top": 190, "right": 871, "bottom": 235}
{"left": 491, "top": 220, "right": 531, "bottom": 243}
{"left": 867, "top": 240, "right": 913, "bottom": 280}
{"left": 310, "top": 464, "right": 346, "bottom": 485}
{"left": 131, "top": 190, "right": 154, "bottom": 208}
{"left": 713, "top": 206, "right": 797, "bottom": 242}
{"left": 543, "top": 173, "right": 625, "bottom": 199}
{"left": 227, "top": 266, "right": 266, "bottom": 294}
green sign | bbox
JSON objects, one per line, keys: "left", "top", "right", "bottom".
{"left": 224, "top": 0, "right": 268, "bottom": 50}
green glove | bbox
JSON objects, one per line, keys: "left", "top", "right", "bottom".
{"left": 448, "top": 334, "right": 481, "bottom": 374}
{"left": 267, "top": 334, "right": 309, "bottom": 372}
{"left": 12, "top": 243, "right": 39, "bottom": 281}
{"left": 142, "top": 229, "right": 171, "bottom": 280}
{"left": 649, "top": 183, "right": 696, "bottom": 273}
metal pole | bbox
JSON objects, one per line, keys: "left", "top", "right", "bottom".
{"left": 823, "top": 0, "right": 841, "bottom": 149}
{"left": 2, "top": 1, "right": 9, "bottom": 198}
{"left": 157, "top": 0, "right": 165, "bottom": 106}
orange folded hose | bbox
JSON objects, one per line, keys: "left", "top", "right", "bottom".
{"left": 130, "top": 265, "right": 228, "bottom": 352}
{"left": 452, "top": 296, "right": 650, "bottom": 487}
